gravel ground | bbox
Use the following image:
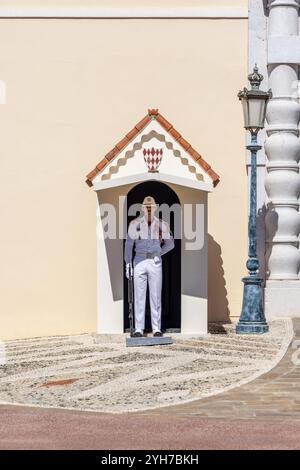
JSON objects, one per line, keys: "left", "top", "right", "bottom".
{"left": 0, "top": 320, "right": 293, "bottom": 413}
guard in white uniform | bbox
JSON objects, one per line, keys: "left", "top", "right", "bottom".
{"left": 125, "top": 196, "right": 175, "bottom": 337}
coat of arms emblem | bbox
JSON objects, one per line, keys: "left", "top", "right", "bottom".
{"left": 143, "top": 147, "right": 163, "bottom": 172}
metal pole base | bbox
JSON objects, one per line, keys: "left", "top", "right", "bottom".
{"left": 236, "top": 275, "right": 269, "bottom": 335}
{"left": 236, "top": 322, "right": 269, "bottom": 334}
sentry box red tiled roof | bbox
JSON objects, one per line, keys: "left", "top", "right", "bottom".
{"left": 85, "top": 109, "right": 220, "bottom": 187}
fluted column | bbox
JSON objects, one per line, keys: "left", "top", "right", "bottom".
{"left": 264, "top": 0, "right": 300, "bottom": 316}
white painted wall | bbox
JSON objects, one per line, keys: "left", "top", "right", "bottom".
{"left": 169, "top": 183, "right": 208, "bottom": 334}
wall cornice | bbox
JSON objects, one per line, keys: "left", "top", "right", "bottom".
{"left": 0, "top": 7, "right": 248, "bottom": 19}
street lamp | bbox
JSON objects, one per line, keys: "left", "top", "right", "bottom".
{"left": 236, "top": 65, "right": 272, "bottom": 334}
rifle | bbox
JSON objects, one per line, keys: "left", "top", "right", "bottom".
{"left": 128, "top": 264, "right": 134, "bottom": 337}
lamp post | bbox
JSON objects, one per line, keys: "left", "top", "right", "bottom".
{"left": 236, "top": 65, "right": 272, "bottom": 334}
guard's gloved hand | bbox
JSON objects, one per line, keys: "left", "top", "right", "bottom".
{"left": 126, "top": 263, "right": 133, "bottom": 280}
{"left": 154, "top": 256, "right": 161, "bottom": 264}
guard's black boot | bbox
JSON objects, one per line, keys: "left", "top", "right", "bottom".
{"left": 133, "top": 331, "right": 143, "bottom": 337}
{"left": 153, "top": 331, "right": 163, "bottom": 337}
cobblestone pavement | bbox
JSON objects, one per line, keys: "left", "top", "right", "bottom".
{"left": 0, "top": 320, "right": 292, "bottom": 413}
{"left": 140, "top": 319, "right": 300, "bottom": 421}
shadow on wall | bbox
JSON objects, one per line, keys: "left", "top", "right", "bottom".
{"left": 208, "top": 234, "right": 230, "bottom": 323}
{"left": 264, "top": 202, "right": 279, "bottom": 280}
{"left": 256, "top": 204, "right": 267, "bottom": 281}
{"left": 207, "top": 203, "right": 276, "bottom": 323}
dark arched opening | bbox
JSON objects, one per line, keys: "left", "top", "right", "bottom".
{"left": 123, "top": 181, "right": 181, "bottom": 332}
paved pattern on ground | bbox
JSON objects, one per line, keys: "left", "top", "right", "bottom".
{"left": 142, "top": 318, "right": 300, "bottom": 421}
{"left": 0, "top": 320, "right": 292, "bottom": 413}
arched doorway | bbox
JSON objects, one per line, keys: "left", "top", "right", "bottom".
{"left": 123, "top": 181, "right": 181, "bottom": 332}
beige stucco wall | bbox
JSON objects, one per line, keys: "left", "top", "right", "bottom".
{"left": 0, "top": 15, "right": 248, "bottom": 339}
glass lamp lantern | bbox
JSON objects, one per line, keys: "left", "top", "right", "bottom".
{"left": 238, "top": 65, "right": 272, "bottom": 134}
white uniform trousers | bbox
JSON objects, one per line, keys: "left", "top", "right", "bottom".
{"left": 133, "top": 258, "right": 163, "bottom": 333}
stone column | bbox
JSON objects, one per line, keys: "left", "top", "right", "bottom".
{"left": 264, "top": 0, "right": 300, "bottom": 316}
